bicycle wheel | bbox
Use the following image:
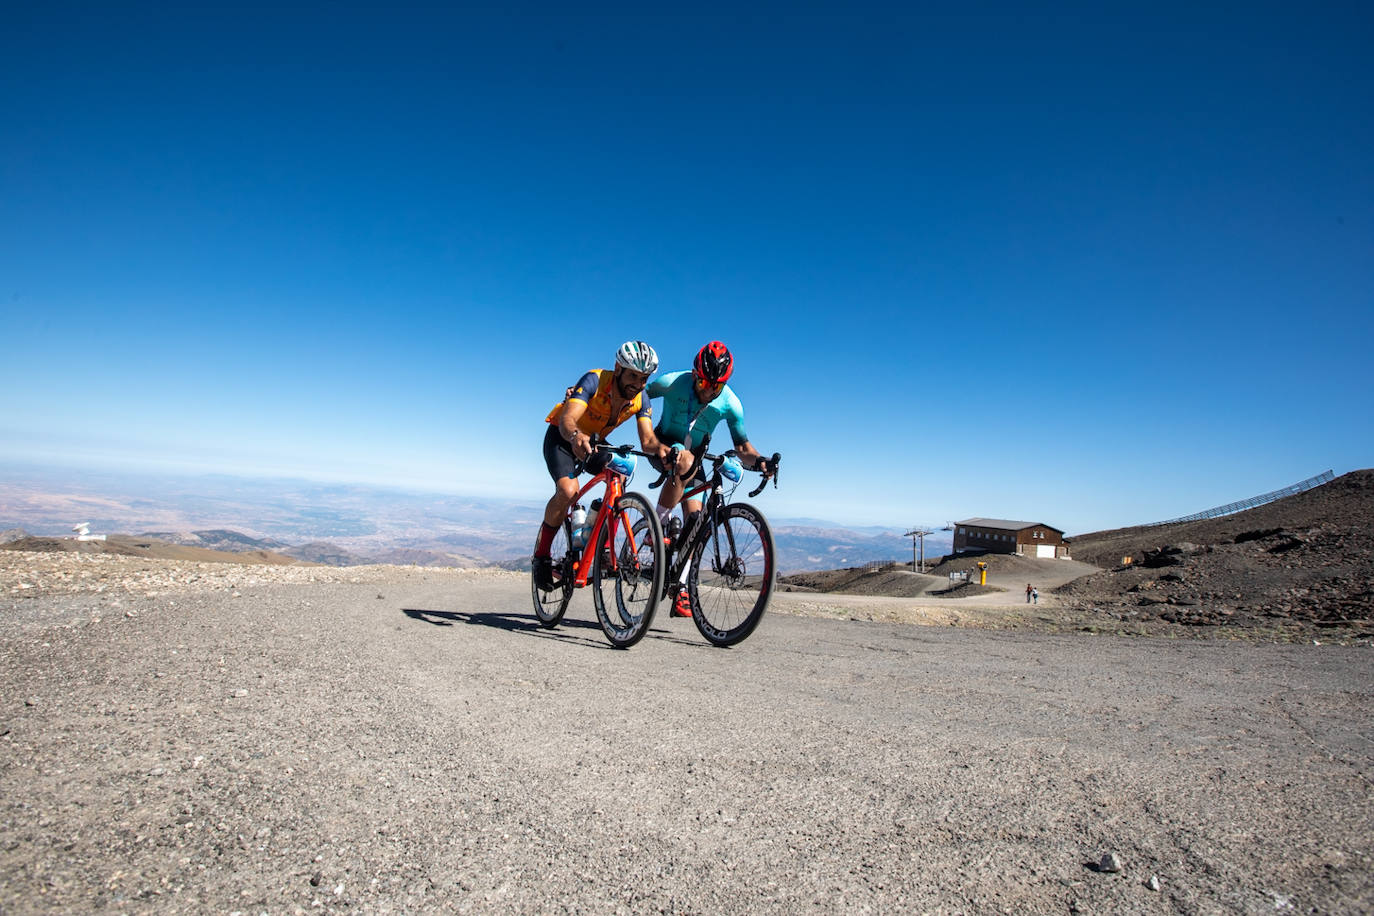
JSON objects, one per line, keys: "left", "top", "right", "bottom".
{"left": 591, "top": 492, "right": 664, "bottom": 648}
{"left": 688, "top": 502, "right": 775, "bottom": 647}
{"left": 531, "top": 518, "right": 576, "bottom": 627}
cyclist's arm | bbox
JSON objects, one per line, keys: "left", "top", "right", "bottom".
{"left": 559, "top": 400, "right": 593, "bottom": 459}
{"left": 722, "top": 389, "right": 750, "bottom": 451}
{"left": 645, "top": 373, "right": 678, "bottom": 400}
{"left": 735, "top": 440, "right": 774, "bottom": 476}
{"left": 635, "top": 416, "right": 670, "bottom": 459}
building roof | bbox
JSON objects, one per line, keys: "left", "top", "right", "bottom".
{"left": 956, "top": 518, "right": 1064, "bottom": 533}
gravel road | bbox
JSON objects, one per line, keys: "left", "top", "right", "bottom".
{"left": 2, "top": 557, "right": 1371, "bottom": 914}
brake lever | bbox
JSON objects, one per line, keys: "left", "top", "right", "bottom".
{"left": 647, "top": 444, "right": 681, "bottom": 490}
{"left": 747, "top": 452, "right": 782, "bottom": 498}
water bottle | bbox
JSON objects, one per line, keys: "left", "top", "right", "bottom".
{"left": 570, "top": 505, "right": 589, "bottom": 549}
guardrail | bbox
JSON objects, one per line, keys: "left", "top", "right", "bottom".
{"left": 1145, "top": 469, "right": 1335, "bottom": 528}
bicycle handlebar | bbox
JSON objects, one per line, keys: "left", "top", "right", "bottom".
{"left": 593, "top": 442, "right": 657, "bottom": 459}
{"left": 570, "top": 441, "right": 660, "bottom": 477}
{"left": 646, "top": 446, "right": 782, "bottom": 497}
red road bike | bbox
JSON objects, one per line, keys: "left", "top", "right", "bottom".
{"left": 531, "top": 444, "right": 665, "bottom": 648}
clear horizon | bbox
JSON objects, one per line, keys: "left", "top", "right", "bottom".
{"left": 4, "top": 3, "right": 1371, "bottom": 533}
{"left": 0, "top": 455, "right": 1355, "bottom": 539}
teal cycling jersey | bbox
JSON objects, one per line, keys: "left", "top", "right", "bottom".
{"left": 647, "top": 371, "right": 748, "bottom": 450}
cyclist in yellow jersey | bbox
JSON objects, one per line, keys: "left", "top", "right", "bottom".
{"left": 533, "top": 341, "right": 672, "bottom": 589}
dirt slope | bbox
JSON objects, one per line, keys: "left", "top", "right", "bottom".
{"left": 1059, "top": 469, "right": 1374, "bottom": 636}
{"left": 780, "top": 565, "right": 942, "bottom": 597}
{"left": 1069, "top": 470, "right": 1373, "bottom": 566}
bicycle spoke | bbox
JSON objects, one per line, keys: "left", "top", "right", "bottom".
{"left": 689, "top": 503, "right": 775, "bottom": 647}
{"left": 531, "top": 519, "right": 575, "bottom": 627}
{"left": 592, "top": 492, "right": 664, "bottom": 648}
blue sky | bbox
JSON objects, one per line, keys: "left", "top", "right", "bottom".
{"left": 3, "top": 2, "right": 1371, "bottom": 533}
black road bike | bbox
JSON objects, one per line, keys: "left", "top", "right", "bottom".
{"left": 650, "top": 448, "right": 782, "bottom": 647}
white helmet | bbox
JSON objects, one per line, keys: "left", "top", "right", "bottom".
{"left": 615, "top": 340, "right": 659, "bottom": 374}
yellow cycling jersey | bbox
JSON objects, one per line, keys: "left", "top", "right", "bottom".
{"left": 545, "top": 368, "right": 653, "bottom": 438}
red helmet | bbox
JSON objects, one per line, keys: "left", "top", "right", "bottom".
{"left": 693, "top": 340, "right": 734, "bottom": 384}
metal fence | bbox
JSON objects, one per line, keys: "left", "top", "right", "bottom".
{"left": 1145, "top": 469, "right": 1335, "bottom": 528}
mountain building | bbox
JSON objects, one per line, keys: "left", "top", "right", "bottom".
{"left": 953, "top": 518, "right": 1067, "bottom": 558}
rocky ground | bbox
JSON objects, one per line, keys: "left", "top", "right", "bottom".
{"left": 1059, "top": 470, "right": 1374, "bottom": 641}
{"left": 2, "top": 534, "right": 306, "bottom": 567}
{"left": 1, "top": 549, "right": 416, "bottom": 598}
{"left": 772, "top": 470, "right": 1374, "bottom": 644}
{"left": 2, "top": 548, "right": 1371, "bottom": 915}
{"left": 779, "top": 553, "right": 1088, "bottom": 600}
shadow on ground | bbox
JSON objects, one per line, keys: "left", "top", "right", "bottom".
{"left": 403, "top": 604, "right": 582, "bottom": 634}
{"left": 401, "top": 607, "right": 709, "bottom": 649}
{"left": 403, "top": 607, "right": 595, "bottom": 634}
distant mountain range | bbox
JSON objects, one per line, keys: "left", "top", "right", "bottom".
{"left": 0, "top": 462, "right": 949, "bottom": 572}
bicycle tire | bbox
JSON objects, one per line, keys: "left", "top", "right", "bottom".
{"left": 591, "top": 492, "right": 664, "bottom": 648}
{"left": 688, "top": 501, "right": 775, "bottom": 647}
{"left": 531, "top": 518, "right": 575, "bottom": 627}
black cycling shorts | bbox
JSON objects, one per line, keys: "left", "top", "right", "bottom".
{"left": 543, "top": 425, "right": 610, "bottom": 482}
{"left": 647, "top": 430, "right": 708, "bottom": 488}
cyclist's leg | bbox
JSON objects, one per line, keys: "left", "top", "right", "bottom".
{"left": 647, "top": 437, "right": 699, "bottom": 519}
{"left": 647, "top": 442, "right": 704, "bottom": 617}
{"left": 531, "top": 514, "right": 575, "bottom": 625}
{"left": 542, "top": 477, "right": 577, "bottom": 529}
{"left": 666, "top": 489, "right": 708, "bottom": 616}
{"left": 541, "top": 425, "right": 580, "bottom": 525}
{"left": 536, "top": 426, "right": 580, "bottom": 589}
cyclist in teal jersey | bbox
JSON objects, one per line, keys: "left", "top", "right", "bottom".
{"left": 646, "top": 341, "right": 775, "bottom": 616}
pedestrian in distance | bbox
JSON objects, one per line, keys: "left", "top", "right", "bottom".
{"left": 1032, "top": 587, "right": 1039, "bottom": 605}
{"left": 1026, "top": 583, "right": 1033, "bottom": 604}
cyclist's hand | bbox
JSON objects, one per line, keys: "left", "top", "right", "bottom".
{"left": 571, "top": 432, "right": 593, "bottom": 459}
{"left": 670, "top": 445, "right": 690, "bottom": 479}
{"left": 755, "top": 457, "right": 773, "bottom": 477}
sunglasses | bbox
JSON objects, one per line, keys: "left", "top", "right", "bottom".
{"left": 694, "top": 376, "right": 724, "bottom": 393}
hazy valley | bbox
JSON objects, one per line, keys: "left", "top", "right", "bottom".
{"left": 0, "top": 462, "right": 943, "bottom": 573}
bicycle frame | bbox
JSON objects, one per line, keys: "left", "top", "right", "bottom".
{"left": 658, "top": 448, "right": 780, "bottom": 591}
{"left": 567, "top": 465, "right": 638, "bottom": 588}
{"left": 663, "top": 466, "right": 731, "bottom": 589}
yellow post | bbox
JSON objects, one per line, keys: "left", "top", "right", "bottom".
{"left": 977, "top": 561, "right": 987, "bottom": 586}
